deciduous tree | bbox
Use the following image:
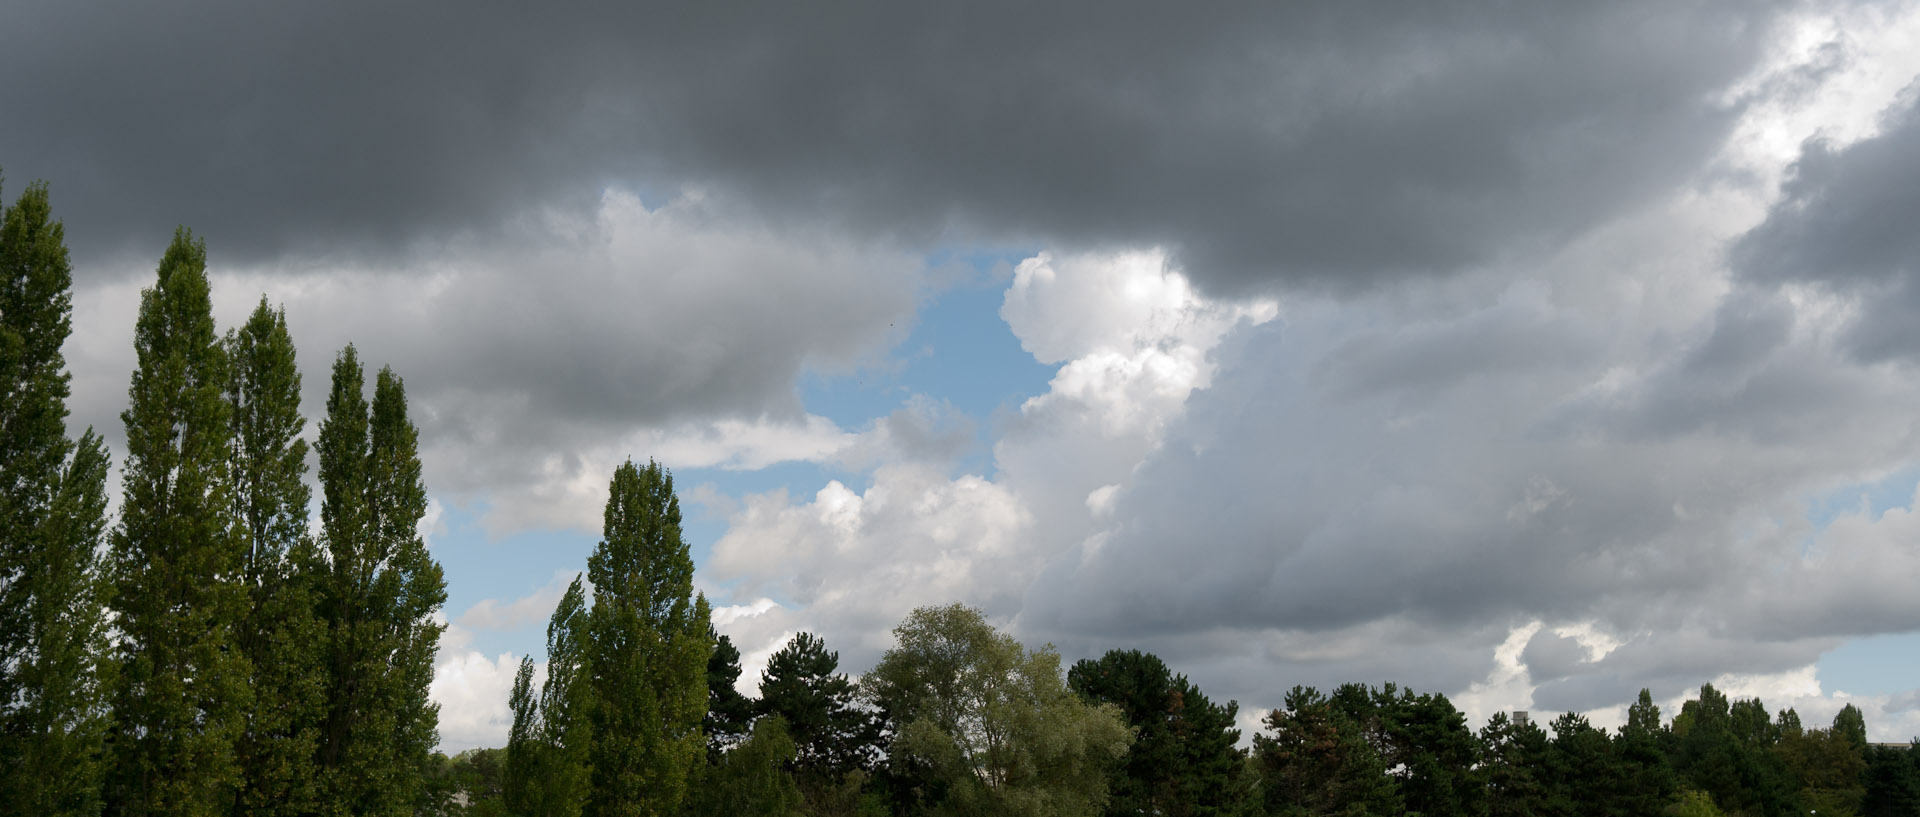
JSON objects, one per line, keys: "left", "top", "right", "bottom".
{"left": 0, "top": 176, "right": 113, "bottom": 817}
{"left": 105, "top": 228, "right": 250, "bottom": 817}
{"left": 314, "top": 349, "right": 446, "bottom": 816}
{"left": 540, "top": 575, "right": 591, "bottom": 817}
{"left": 225, "top": 298, "right": 325, "bottom": 817}
{"left": 865, "top": 604, "right": 1132, "bottom": 817}
{"left": 585, "top": 459, "right": 711, "bottom": 817}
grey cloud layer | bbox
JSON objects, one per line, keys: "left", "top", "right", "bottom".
{"left": 1021, "top": 256, "right": 1920, "bottom": 713}
{"left": 4, "top": 0, "right": 1780, "bottom": 291}
{"left": 1734, "top": 86, "right": 1920, "bottom": 360}
{"left": 62, "top": 193, "right": 920, "bottom": 532}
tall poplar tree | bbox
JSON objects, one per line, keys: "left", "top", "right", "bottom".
{"left": 314, "top": 348, "right": 447, "bottom": 817}
{"left": 225, "top": 298, "right": 325, "bottom": 817}
{"left": 105, "top": 228, "right": 250, "bottom": 817}
{"left": 585, "top": 459, "right": 711, "bottom": 817}
{"left": 506, "top": 656, "right": 542, "bottom": 817}
{"left": 0, "top": 173, "right": 113, "bottom": 816}
{"left": 538, "top": 574, "right": 590, "bottom": 817}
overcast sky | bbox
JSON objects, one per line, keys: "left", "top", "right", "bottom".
{"left": 10, "top": 0, "right": 1920, "bottom": 752}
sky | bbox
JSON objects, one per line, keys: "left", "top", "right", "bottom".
{"left": 8, "top": 0, "right": 1920, "bottom": 753}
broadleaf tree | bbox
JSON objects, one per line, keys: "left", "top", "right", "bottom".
{"left": 539, "top": 574, "right": 591, "bottom": 817}
{"left": 314, "top": 349, "right": 447, "bottom": 816}
{"left": 0, "top": 176, "right": 114, "bottom": 816}
{"left": 225, "top": 297, "right": 325, "bottom": 817}
{"left": 585, "top": 459, "right": 712, "bottom": 817}
{"left": 105, "top": 228, "right": 251, "bottom": 817}
{"left": 864, "top": 604, "right": 1133, "bottom": 817}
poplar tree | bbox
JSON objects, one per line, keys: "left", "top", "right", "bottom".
{"left": 0, "top": 176, "right": 113, "bottom": 816}
{"left": 506, "top": 656, "right": 542, "bottom": 817}
{"left": 225, "top": 299, "right": 324, "bottom": 817}
{"left": 539, "top": 575, "right": 590, "bottom": 817}
{"left": 585, "top": 459, "right": 711, "bottom": 817}
{"left": 105, "top": 228, "right": 250, "bottom": 817}
{"left": 314, "top": 348, "right": 446, "bottom": 817}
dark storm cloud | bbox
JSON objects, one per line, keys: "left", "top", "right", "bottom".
{"left": 1732, "top": 87, "right": 1920, "bottom": 359}
{"left": 3, "top": 0, "right": 1780, "bottom": 289}
{"left": 1017, "top": 245, "right": 1920, "bottom": 708}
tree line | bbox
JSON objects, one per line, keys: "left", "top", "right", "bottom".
{"left": 485, "top": 559, "right": 1920, "bottom": 817}
{"left": 7, "top": 174, "right": 1920, "bottom": 817}
{"left": 2, "top": 174, "right": 445, "bottom": 816}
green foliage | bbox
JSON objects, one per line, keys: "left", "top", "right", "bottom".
{"left": 681, "top": 715, "right": 806, "bottom": 817}
{"left": 105, "top": 228, "right": 252, "bottom": 817}
{"left": 1625, "top": 689, "right": 1664, "bottom": 740}
{"left": 1860, "top": 742, "right": 1920, "bottom": 817}
{"left": 1252, "top": 685, "right": 1401, "bottom": 817}
{"left": 704, "top": 631, "right": 755, "bottom": 757}
{"left": 226, "top": 298, "right": 325, "bottom": 817}
{"left": 1614, "top": 691, "right": 1679, "bottom": 816}
{"left": 1833, "top": 704, "right": 1868, "bottom": 754}
{"left": 1667, "top": 789, "right": 1724, "bottom": 817}
{"left": 1066, "top": 649, "right": 1244, "bottom": 817}
{"left": 1671, "top": 685, "right": 1794, "bottom": 817}
{"left": 759, "top": 631, "right": 879, "bottom": 785}
{"left": 0, "top": 174, "right": 113, "bottom": 816}
{"left": 534, "top": 574, "right": 592, "bottom": 817}
{"left": 507, "top": 656, "right": 542, "bottom": 816}
{"left": 586, "top": 460, "right": 712, "bottom": 817}
{"left": 1776, "top": 708, "right": 1803, "bottom": 738}
{"left": 314, "top": 349, "right": 447, "bottom": 816}
{"left": 1730, "top": 697, "right": 1777, "bottom": 749}
{"left": 451, "top": 748, "right": 511, "bottom": 815}
{"left": 1544, "top": 712, "right": 1638, "bottom": 817}
{"left": 1775, "top": 727, "right": 1866, "bottom": 816}
{"left": 1480, "top": 711, "right": 1550, "bottom": 817}
{"left": 866, "top": 604, "right": 1133, "bottom": 817}
{"left": 2, "top": 431, "right": 111, "bottom": 815}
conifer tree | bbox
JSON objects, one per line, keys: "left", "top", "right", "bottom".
{"left": 703, "top": 630, "right": 755, "bottom": 758}
{"left": 226, "top": 298, "right": 325, "bottom": 817}
{"left": 1067, "top": 649, "right": 1243, "bottom": 817}
{"left": 759, "top": 632, "right": 877, "bottom": 784}
{"left": 314, "top": 348, "right": 447, "bottom": 817}
{"left": 105, "top": 228, "right": 251, "bottom": 817}
{"left": 585, "top": 459, "right": 711, "bottom": 817}
{"left": 0, "top": 176, "right": 114, "bottom": 816}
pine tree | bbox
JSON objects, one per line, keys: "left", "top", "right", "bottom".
{"left": 585, "top": 459, "right": 711, "bottom": 817}
{"left": 1252, "top": 685, "right": 1401, "bottom": 817}
{"left": 759, "top": 632, "right": 875, "bottom": 782}
{"left": 314, "top": 348, "right": 447, "bottom": 817}
{"left": 0, "top": 176, "right": 114, "bottom": 816}
{"left": 226, "top": 298, "right": 325, "bottom": 817}
{"left": 703, "top": 630, "right": 755, "bottom": 758}
{"left": 1067, "top": 650, "right": 1244, "bottom": 817}
{"left": 105, "top": 228, "right": 251, "bottom": 817}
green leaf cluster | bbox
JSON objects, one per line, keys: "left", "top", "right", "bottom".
{"left": 0, "top": 175, "right": 113, "bottom": 817}
{"left": 865, "top": 604, "right": 1133, "bottom": 817}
